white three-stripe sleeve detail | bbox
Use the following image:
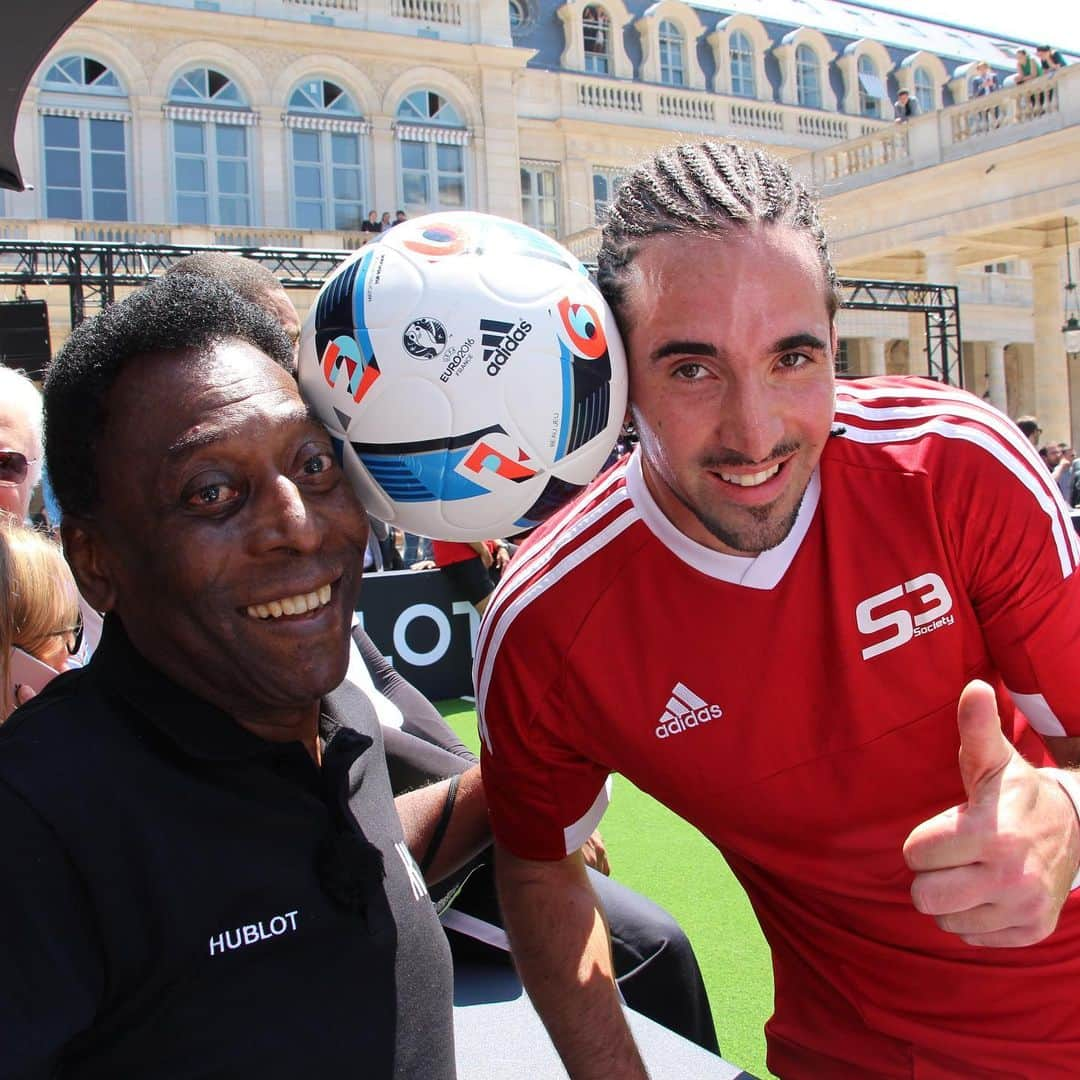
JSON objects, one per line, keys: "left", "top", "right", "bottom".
{"left": 836, "top": 390, "right": 1079, "bottom": 564}
{"left": 837, "top": 418, "right": 1076, "bottom": 579}
{"left": 1008, "top": 689, "right": 1068, "bottom": 738}
{"left": 481, "top": 465, "right": 630, "bottom": 636}
{"left": 475, "top": 481, "right": 631, "bottom": 673}
{"left": 476, "top": 506, "right": 641, "bottom": 746}
{"left": 563, "top": 777, "right": 613, "bottom": 856}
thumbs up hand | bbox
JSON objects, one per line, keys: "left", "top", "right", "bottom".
{"left": 902, "top": 680, "right": 1080, "bottom": 947}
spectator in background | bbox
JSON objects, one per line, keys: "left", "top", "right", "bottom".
{"left": 380, "top": 212, "right": 392, "bottom": 231}
{"left": 968, "top": 61, "right": 999, "bottom": 97}
{"left": 166, "top": 252, "right": 301, "bottom": 366}
{"left": 432, "top": 538, "right": 509, "bottom": 615}
{"left": 394, "top": 210, "right": 407, "bottom": 226}
{"left": 1, "top": 519, "right": 81, "bottom": 720}
{"left": 0, "top": 368, "right": 43, "bottom": 524}
{"left": 1015, "top": 48, "right": 1041, "bottom": 84}
{"left": 1053, "top": 445, "right": 1075, "bottom": 502}
{"left": 1016, "top": 415, "right": 1041, "bottom": 446}
{"left": 1037, "top": 45, "right": 1067, "bottom": 73}
{"left": 893, "top": 88, "right": 920, "bottom": 122}
{"left": 1040, "top": 443, "right": 1062, "bottom": 472}
{"left": 361, "top": 210, "right": 381, "bottom": 234}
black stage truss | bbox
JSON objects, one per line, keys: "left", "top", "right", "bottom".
{"left": 0, "top": 240, "right": 962, "bottom": 385}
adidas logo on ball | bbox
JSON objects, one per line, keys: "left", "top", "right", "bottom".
{"left": 481, "top": 317, "right": 533, "bottom": 376}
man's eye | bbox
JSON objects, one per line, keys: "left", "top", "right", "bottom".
{"left": 300, "top": 452, "right": 337, "bottom": 477}
{"left": 778, "top": 352, "right": 811, "bottom": 369}
{"left": 674, "top": 362, "right": 704, "bottom": 380}
{"left": 185, "top": 482, "right": 238, "bottom": 508}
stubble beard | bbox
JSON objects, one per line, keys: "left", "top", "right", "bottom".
{"left": 689, "top": 491, "right": 805, "bottom": 554}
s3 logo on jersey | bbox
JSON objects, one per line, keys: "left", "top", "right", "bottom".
{"left": 855, "top": 572, "right": 954, "bottom": 660}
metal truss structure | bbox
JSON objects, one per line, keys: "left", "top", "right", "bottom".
{"left": 837, "top": 278, "right": 962, "bottom": 386}
{"left": 0, "top": 241, "right": 962, "bottom": 385}
{"left": 0, "top": 239, "right": 350, "bottom": 328}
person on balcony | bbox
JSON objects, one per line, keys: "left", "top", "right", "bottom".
{"left": 892, "top": 88, "right": 920, "bottom": 121}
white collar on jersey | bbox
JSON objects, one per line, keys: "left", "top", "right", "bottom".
{"left": 626, "top": 448, "right": 822, "bottom": 590}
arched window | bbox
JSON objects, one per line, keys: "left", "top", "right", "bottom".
{"left": 796, "top": 44, "right": 821, "bottom": 108}
{"left": 43, "top": 56, "right": 123, "bottom": 95}
{"left": 583, "top": 6, "right": 611, "bottom": 75}
{"left": 592, "top": 167, "right": 622, "bottom": 224}
{"left": 658, "top": 20, "right": 685, "bottom": 87}
{"left": 395, "top": 91, "right": 468, "bottom": 215}
{"left": 168, "top": 67, "right": 253, "bottom": 226}
{"left": 914, "top": 66, "right": 933, "bottom": 113}
{"left": 509, "top": 0, "right": 524, "bottom": 29}
{"left": 40, "top": 56, "right": 129, "bottom": 222}
{"left": 857, "top": 54, "right": 881, "bottom": 116}
{"left": 729, "top": 31, "right": 755, "bottom": 97}
{"left": 286, "top": 78, "right": 366, "bottom": 232}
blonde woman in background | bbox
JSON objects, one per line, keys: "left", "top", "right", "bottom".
{"left": 1, "top": 518, "right": 81, "bottom": 720}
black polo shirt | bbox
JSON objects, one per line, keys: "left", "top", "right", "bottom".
{"left": 0, "top": 618, "right": 454, "bottom": 1079}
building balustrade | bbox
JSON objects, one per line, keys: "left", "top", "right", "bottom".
{"left": 281, "top": 0, "right": 361, "bottom": 9}
{"left": 798, "top": 65, "right": 1078, "bottom": 192}
{"left": 564, "top": 76, "right": 890, "bottom": 145}
{"left": 388, "top": 0, "right": 461, "bottom": 24}
{"left": 5, "top": 220, "right": 375, "bottom": 253}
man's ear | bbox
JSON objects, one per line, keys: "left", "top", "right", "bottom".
{"left": 62, "top": 517, "right": 118, "bottom": 613}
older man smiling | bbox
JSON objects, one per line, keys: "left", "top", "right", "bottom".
{"left": 0, "top": 275, "right": 485, "bottom": 1078}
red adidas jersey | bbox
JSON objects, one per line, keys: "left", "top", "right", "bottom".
{"left": 476, "top": 377, "right": 1080, "bottom": 1078}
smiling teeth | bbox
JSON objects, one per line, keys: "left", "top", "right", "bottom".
{"left": 246, "top": 583, "right": 332, "bottom": 620}
{"left": 719, "top": 464, "right": 781, "bottom": 488}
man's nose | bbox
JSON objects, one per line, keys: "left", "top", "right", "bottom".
{"left": 717, "top": 379, "right": 786, "bottom": 464}
{"left": 249, "top": 477, "right": 322, "bottom": 555}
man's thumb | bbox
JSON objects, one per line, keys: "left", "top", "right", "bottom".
{"left": 957, "top": 679, "right": 1011, "bottom": 803}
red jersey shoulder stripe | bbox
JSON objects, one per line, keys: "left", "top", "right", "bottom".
{"left": 835, "top": 381, "right": 1079, "bottom": 576}
{"left": 475, "top": 463, "right": 642, "bottom": 748}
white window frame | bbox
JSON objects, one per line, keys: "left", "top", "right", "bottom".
{"left": 658, "top": 20, "right": 685, "bottom": 87}
{"left": 796, "top": 44, "right": 821, "bottom": 108}
{"left": 286, "top": 78, "right": 370, "bottom": 233}
{"left": 39, "top": 55, "right": 130, "bottom": 222}
{"left": 520, "top": 161, "right": 559, "bottom": 237}
{"left": 709, "top": 15, "right": 770, "bottom": 100}
{"left": 729, "top": 31, "right": 755, "bottom": 97}
{"left": 41, "top": 111, "right": 130, "bottom": 222}
{"left": 592, "top": 166, "right": 623, "bottom": 224}
{"left": 775, "top": 28, "right": 837, "bottom": 110}
{"left": 394, "top": 91, "right": 470, "bottom": 216}
{"left": 166, "top": 68, "right": 256, "bottom": 227}
{"left": 914, "top": 66, "right": 933, "bottom": 113}
{"left": 583, "top": 5, "right": 612, "bottom": 75}
{"left": 858, "top": 54, "right": 881, "bottom": 116}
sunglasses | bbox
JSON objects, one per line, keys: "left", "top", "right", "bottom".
{"left": 0, "top": 451, "right": 37, "bottom": 486}
{"left": 50, "top": 615, "right": 84, "bottom": 657}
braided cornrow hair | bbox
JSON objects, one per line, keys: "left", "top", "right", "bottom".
{"left": 596, "top": 141, "right": 840, "bottom": 326}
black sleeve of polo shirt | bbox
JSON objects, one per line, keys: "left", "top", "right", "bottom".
{"left": 353, "top": 628, "right": 477, "bottom": 764}
{"left": 0, "top": 781, "right": 104, "bottom": 1078}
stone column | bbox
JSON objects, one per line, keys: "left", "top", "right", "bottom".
{"left": 369, "top": 115, "right": 397, "bottom": 217}
{"left": 1031, "top": 253, "right": 1071, "bottom": 443}
{"left": 258, "top": 107, "right": 288, "bottom": 228}
{"left": 866, "top": 337, "right": 887, "bottom": 376}
{"left": 921, "top": 242, "right": 959, "bottom": 384}
{"left": 985, "top": 341, "right": 1008, "bottom": 415}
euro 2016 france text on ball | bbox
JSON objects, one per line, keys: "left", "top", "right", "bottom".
{"left": 298, "top": 211, "right": 628, "bottom": 542}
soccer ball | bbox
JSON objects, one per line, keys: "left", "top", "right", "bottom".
{"left": 298, "top": 211, "right": 628, "bottom": 541}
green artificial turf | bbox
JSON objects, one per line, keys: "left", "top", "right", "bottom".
{"left": 437, "top": 698, "right": 777, "bottom": 1080}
